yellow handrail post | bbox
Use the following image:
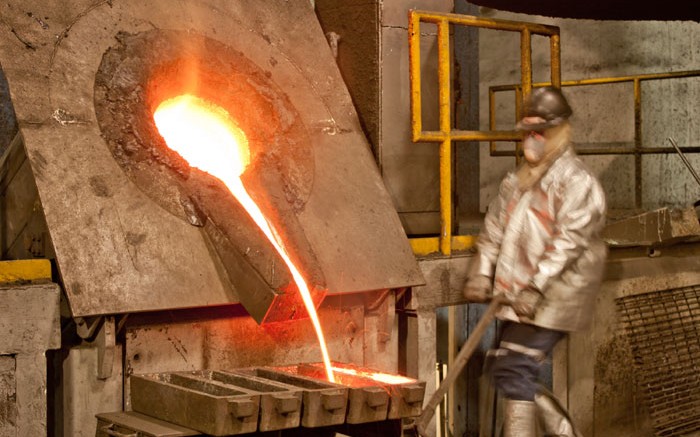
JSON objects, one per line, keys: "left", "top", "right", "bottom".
{"left": 550, "top": 34, "right": 561, "bottom": 87}
{"left": 409, "top": 12, "right": 422, "bottom": 143}
{"left": 437, "top": 19, "right": 452, "bottom": 256}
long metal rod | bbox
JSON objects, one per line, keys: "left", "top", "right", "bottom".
{"left": 668, "top": 137, "right": 700, "bottom": 188}
{"left": 634, "top": 78, "right": 642, "bottom": 208}
{"left": 415, "top": 297, "right": 504, "bottom": 436}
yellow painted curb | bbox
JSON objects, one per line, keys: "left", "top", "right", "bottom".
{"left": 0, "top": 259, "right": 52, "bottom": 283}
{"left": 410, "top": 235, "right": 477, "bottom": 256}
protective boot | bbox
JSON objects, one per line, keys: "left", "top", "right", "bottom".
{"left": 534, "top": 386, "right": 582, "bottom": 437}
{"left": 503, "top": 399, "right": 537, "bottom": 437}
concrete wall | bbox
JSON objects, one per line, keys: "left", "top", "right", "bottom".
{"left": 477, "top": 7, "right": 700, "bottom": 211}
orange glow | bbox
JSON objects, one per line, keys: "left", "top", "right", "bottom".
{"left": 274, "top": 363, "right": 416, "bottom": 387}
{"left": 331, "top": 365, "right": 415, "bottom": 385}
{"left": 154, "top": 94, "right": 335, "bottom": 382}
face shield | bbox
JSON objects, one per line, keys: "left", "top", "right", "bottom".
{"left": 516, "top": 87, "right": 573, "bottom": 165}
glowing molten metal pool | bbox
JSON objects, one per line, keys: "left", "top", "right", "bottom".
{"left": 153, "top": 94, "right": 335, "bottom": 382}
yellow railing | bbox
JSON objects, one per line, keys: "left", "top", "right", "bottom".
{"left": 488, "top": 70, "right": 700, "bottom": 207}
{"left": 408, "top": 10, "right": 561, "bottom": 256}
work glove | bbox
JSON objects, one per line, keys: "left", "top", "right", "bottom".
{"left": 463, "top": 274, "right": 493, "bottom": 303}
{"left": 510, "top": 284, "right": 544, "bottom": 319}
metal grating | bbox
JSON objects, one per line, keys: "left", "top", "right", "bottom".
{"left": 616, "top": 285, "right": 700, "bottom": 437}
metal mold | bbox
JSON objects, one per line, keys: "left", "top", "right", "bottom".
{"left": 185, "top": 370, "right": 303, "bottom": 432}
{"left": 326, "top": 362, "right": 425, "bottom": 419}
{"left": 130, "top": 373, "right": 260, "bottom": 436}
{"left": 233, "top": 367, "right": 349, "bottom": 428}
{"left": 272, "top": 364, "right": 391, "bottom": 424}
{"left": 127, "top": 362, "right": 423, "bottom": 432}
{"left": 388, "top": 383, "right": 426, "bottom": 419}
{"left": 298, "top": 362, "right": 426, "bottom": 419}
{"left": 337, "top": 382, "right": 390, "bottom": 424}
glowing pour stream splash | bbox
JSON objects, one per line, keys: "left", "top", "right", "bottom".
{"left": 154, "top": 94, "right": 335, "bottom": 382}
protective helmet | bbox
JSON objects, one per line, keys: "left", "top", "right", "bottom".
{"left": 516, "top": 86, "right": 572, "bottom": 131}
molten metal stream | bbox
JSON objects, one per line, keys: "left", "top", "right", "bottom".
{"left": 331, "top": 366, "right": 415, "bottom": 385}
{"left": 154, "top": 94, "right": 335, "bottom": 382}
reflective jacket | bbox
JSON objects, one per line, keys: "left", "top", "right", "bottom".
{"left": 474, "top": 147, "right": 607, "bottom": 332}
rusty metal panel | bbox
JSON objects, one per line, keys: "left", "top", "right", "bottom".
{"left": 0, "top": 0, "right": 423, "bottom": 318}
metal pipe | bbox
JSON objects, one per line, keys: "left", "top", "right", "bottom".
{"left": 634, "top": 78, "right": 642, "bottom": 208}
{"left": 668, "top": 137, "right": 700, "bottom": 188}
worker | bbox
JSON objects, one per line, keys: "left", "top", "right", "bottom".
{"left": 463, "top": 86, "right": 607, "bottom": 436}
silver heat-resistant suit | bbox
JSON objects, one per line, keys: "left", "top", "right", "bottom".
{"left": 473, "top": 146, "right": 607, "bottom": 332}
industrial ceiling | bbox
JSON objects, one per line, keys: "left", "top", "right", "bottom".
{"left": 467, "top": 0, "right": 700, "bottom": 21}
